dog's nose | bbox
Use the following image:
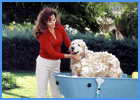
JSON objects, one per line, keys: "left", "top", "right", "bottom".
{"left": 71, "top": 47, "right": 75, "bottom": 51}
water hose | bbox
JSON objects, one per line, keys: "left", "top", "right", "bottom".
{"left": 96, "top": 77, "right": 104, "bottom": 98}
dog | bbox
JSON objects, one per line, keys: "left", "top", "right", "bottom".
{"left": 69, "top": 39, "right": 123, "bottom": 78}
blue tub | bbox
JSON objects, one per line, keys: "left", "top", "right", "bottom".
{"left": 53, "top": 73, "right": 138, "bottom": 98}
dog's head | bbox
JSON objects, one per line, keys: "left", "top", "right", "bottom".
{"left": 69, "top": 39, "right": 88, "bottom": 56}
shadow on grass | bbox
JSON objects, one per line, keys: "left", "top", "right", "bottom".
{"left": 2, "top": 90, "right": 31, "bottom": 98}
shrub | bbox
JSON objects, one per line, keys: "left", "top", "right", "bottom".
{"left": 2, "top": 23, "right": 138, "bottom": 75}
{"left": 2, "top": 36, "right": 39, "bottom": 70}
{"left": 2, "top": 21, "right": 34, "bottom": 39}
{"left": 2, "top": 72, "right": 17, "bottom": 90}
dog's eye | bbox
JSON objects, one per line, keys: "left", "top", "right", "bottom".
{"left": 72, "top": 43, "right": 74, "bottom": 45}
{"left": 78, "top": 44, "right": 80, "bottom": 46}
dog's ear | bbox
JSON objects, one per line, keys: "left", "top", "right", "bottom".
{"left": 82, "top": 41, "right": 88, "bottom": 54}
{"left": 84, "top": 45, "right": 88, "bottom": 53}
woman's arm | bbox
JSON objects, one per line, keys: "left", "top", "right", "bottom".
{"left": 64, "top": 54, "right": 81, "bottom": 60}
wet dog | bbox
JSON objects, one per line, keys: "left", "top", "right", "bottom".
{"left": 69, "top": 39, "right": 123, "bottom": 78}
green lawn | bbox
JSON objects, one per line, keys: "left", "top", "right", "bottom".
{"left": 2, "top": 71, "right": 51, "bottom": 98}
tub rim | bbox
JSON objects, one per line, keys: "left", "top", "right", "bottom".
{"left": 53, "top": 73, "right": 138, "bottom": 80}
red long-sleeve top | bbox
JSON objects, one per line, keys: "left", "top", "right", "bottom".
{"left": 38, "top": 24, "right": 71, "bottom": 60}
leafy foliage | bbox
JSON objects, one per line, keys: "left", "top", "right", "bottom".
{"left": 57, "top": 2, "right": 99, "bottom": 32}
{"left": 2, "top": 2, "right": 138, "bottom": 38}
{"left": 2, "top": 2, "right": 99, "bottom": 33}
{"left": 2, "top": 72, "right": 17, "bottom": 90}
{"left": 114, "top": 11, "right": 138, "bottom": 38}
{"left": 113, "top": 2, "right": 138, "bottom": 38}
{"left": 2, "top": 21, "right": 34, "bottom": 39}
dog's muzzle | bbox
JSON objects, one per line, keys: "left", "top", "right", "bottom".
{"left": 71, "top": 47, "right": 75, "bottom": 52}
{"left": 71, "top": 47, "right": 79, "bottom": 55}
{"left": 72, "top": 51, "right": 79, "bottom": 55}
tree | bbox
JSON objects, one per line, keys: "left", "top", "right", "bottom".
{"left": 2, "top": 2, "right": 99, "bottom": 33}
{"left": 2, "top": 2, "right": 138, "bottom": 38}
{"left": 57, "top": 2, "right": 99, "bottom": 33}
{"left": 87, "top": 2, "right": 138, "bottom": 39}
{"left": 113, "top": 2, "right": 138, "bottom": 38}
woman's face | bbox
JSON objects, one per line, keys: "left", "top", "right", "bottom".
{"left": 47, "top": 14, "right": 56, "bottom": 29}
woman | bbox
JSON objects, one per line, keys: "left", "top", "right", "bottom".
{"left": 34, "top": 7, "right": 80, "bottom": 98}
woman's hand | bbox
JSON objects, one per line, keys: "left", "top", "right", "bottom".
{"left": 64, "top": 54, "right": 81, "bottom": 60}
{"left": 70, "top": 54, "right": 81, "bottom": 61}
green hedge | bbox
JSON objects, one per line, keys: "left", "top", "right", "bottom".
{"left": 2, "top": 36, "right": 40, "bottom": 70}
{"left": 2, "top": 34, "right": 138, "bottom": 75}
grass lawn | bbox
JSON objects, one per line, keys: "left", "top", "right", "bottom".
{"left": 2, "top": 71, "right": 51, "bottom": 98}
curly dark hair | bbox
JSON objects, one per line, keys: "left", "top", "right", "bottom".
{"left": 34, "top": 7, "right": 60, "bottom": 39}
